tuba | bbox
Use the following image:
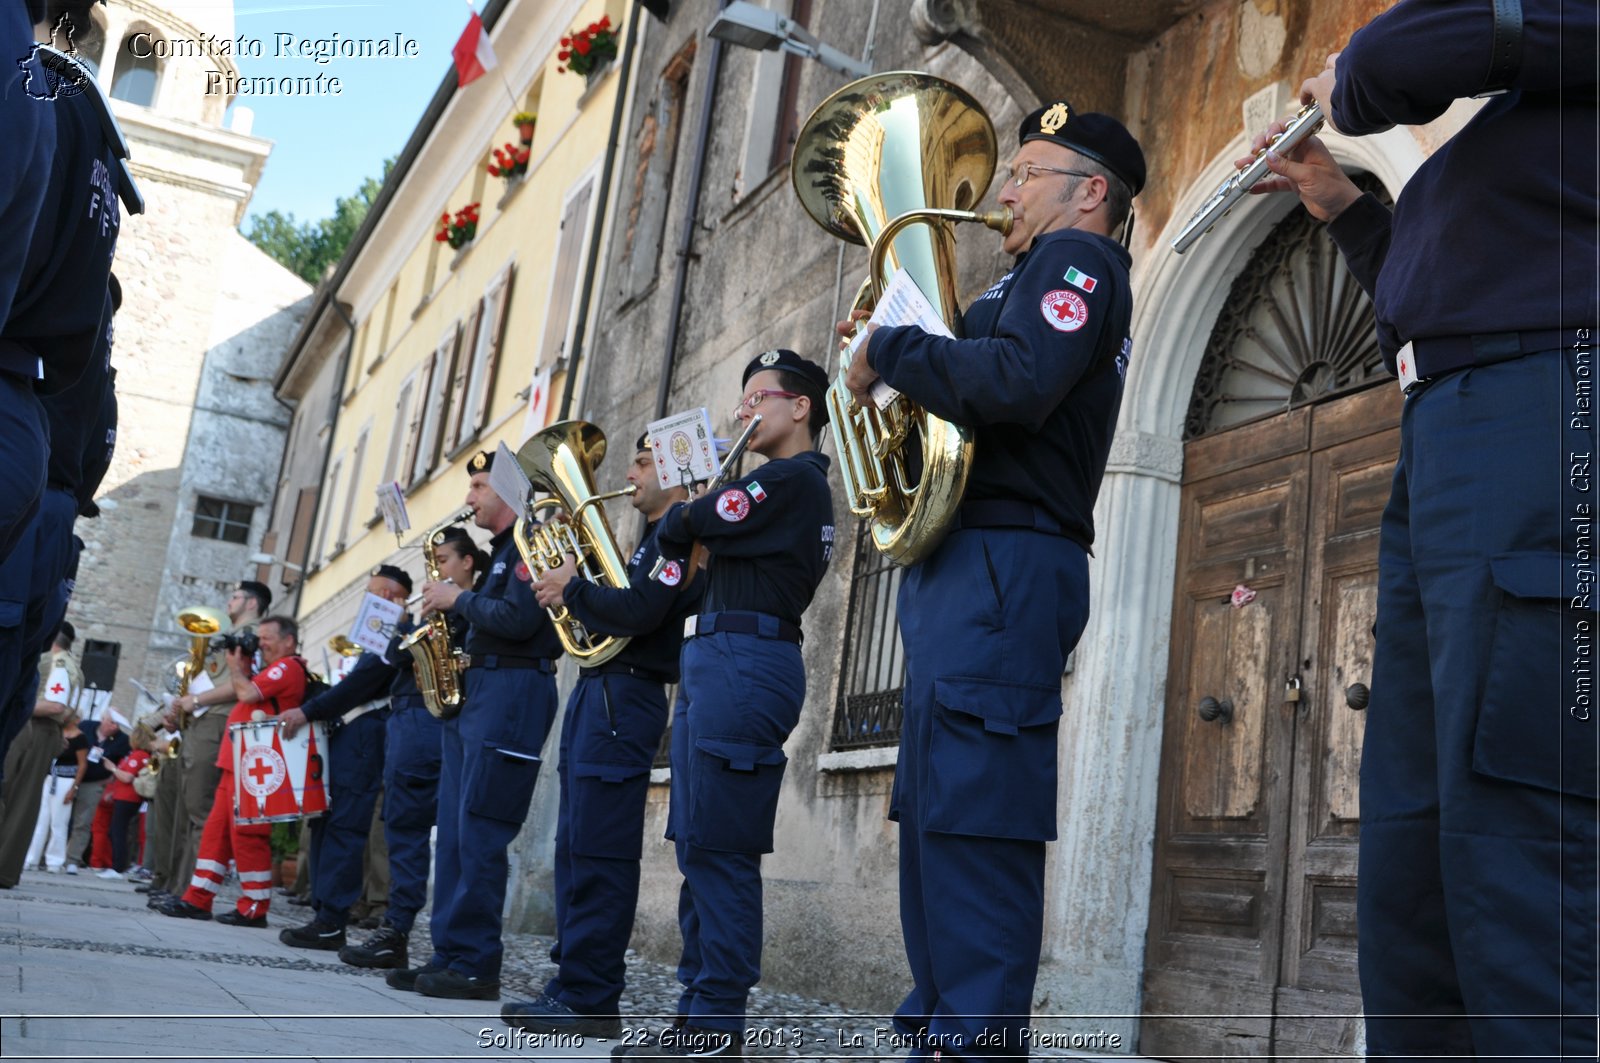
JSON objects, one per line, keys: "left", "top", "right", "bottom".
{"left": 792, "top": 71, "right": 1012, "bottom": 566}
{"left": 169, "top": 604, "right": 229, "bottom": 758}
{"left": 403, "top": 509, "right": 473, "bottom": 719}
{"left": 512, "top": 421, "right": 637, "bottom": 667}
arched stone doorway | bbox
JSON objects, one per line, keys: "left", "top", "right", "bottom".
{"left": 1139, "top": 174, "right": 1395, "bottom": 1059}
{"left": 1029, "top": 125, "right": 1424, "bottom": 1050}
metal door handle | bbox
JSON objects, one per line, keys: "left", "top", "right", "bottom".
{"left": 1197, "top": 696, "right": 1234, "bottom": 724}
{"left": 1344, "top": 683, "right": 1370, "bottom": 711}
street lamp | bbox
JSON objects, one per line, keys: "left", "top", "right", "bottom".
{"left": 249, "top": 552, "right": 304, "bottom": 572}
{"left": 707, "top": 1, "right": 871, "bottom": 78}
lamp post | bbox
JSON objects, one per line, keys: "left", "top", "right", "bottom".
{"left": 706, "top": 1, "right": 872, "bottom": 78}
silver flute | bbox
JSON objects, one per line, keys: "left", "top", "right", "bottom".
{"left": 1172, "top": 102, "right": 1325, "bottom": 255}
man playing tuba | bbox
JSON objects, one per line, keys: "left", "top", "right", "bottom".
{"left": 840, "top": 103, "right": 1145, "bottom": 1060}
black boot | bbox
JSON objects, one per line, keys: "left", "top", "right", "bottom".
{"left": 340, "top": 922, "right": 408, "bottom": 969}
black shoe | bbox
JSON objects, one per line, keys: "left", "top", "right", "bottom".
{"left": 340, "top": 923, "right": 408, "bottom": 969}
{"left": 612, "top": 1021, "right": 732, "bottom": 1059}
{"left": 279, "top": 919, "right": 346, "bottom": 950}
{"left": 386, "top": 962, "right": 446, "bottom": 993}
{"left": 286, "top": 894, "right": 312, "bottom": 907}
{"left": 355, "top": 913, "right": 382, "bottom": 930}
{"left": 145, "top": 889, "right": 172, "bottom": 909}
{"left": 502, "top": 994, "right": 623, "bottom": 1038}
{"left": 134, "top": 883, "right": 153, "bottom": 894}
{"left": 155, "top": 897, "right": 212, "bottom": 921}
{"left": 415, "top": 968, "right": 501, "bottom": 1001}
{"left": 216, "top": 909, "right": 269, "bottom": 929}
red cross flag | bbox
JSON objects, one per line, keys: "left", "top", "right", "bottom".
{"left": 452, "top": 11, "right": 499, "bottom": 88}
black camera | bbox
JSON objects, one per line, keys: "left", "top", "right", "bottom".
{"left": 211, "top": 630, "right": 260, "bottom": 658}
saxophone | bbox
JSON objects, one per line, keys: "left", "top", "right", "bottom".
{"left": 403, "top": 508, "right": 473, "bottom": 719}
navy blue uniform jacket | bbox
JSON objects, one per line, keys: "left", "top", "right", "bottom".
{"left": 455, "top": 526, "right": 562, "bottom": 660}
{"left": 1325, "top": 0, "right": 1598, "bottom": 368}
{"left": 301, "top": 651, "right": 397, "bottom": 724}
{"left": 870, "top": 228, "right": 1132, "bottom": 548}
{"left": 658, "top": 451, "right": 835, "bottom": 629}
{"left": 563, "top": 518, "right": 704, "bottom": 681}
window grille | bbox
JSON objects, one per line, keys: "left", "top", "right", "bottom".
{"left": 830, "top": 523, "right": 906, "bottom": 750}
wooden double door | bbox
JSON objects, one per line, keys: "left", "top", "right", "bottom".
{"left": 1140, "top": 383, "right": 1401, "bottom": 1060}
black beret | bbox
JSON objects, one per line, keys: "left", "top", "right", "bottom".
{"left": 741, "top": 348, "right": 830, "bottom": 396}
{"left": 1018, "top": 101, "right": 1146, "bottom": 197}
{"left": 467, "top": 450, "right": 494, "bottom": 477}
{"left": 636, "top": 433, "right": 649, "bottom": 452}
{"left": 371, "top": 564, "right": 413, "bottom": 595}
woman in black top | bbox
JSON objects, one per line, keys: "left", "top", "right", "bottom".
{"left": 25, "top": 713, "right": 88, "bottom": 873}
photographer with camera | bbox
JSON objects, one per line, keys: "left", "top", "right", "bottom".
{"left": 144, "top": 581, "right": 268, "bottom": 910}
{"left": 159, "top": 614, "right": 305, "bottom": 926}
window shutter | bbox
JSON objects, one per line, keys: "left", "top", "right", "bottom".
{"left": 444, "top": 305, "right": 482, "bottom": 453}
{"left": 405, "top": 350, "right": 438, "bottom": 487}
{"left": 537, "top": 179, "right": 594, "bottom": 370}
{"left": 468, "top": 265, "right": 515, "bottom": 438}
{"left": 283, "top": 486, "right": 317, "bottom": 585}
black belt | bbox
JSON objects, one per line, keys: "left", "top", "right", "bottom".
{"left": 580, "top": 661, "right": 674, "bottom": 685}
{"left": 684, "top": 611, "right": 802, "bottom": 645}
{"left": 1408, "top": 329, "right": 1583, "bottom": 388}
{"left": 954, "top": 500, "right": 1062, "bottom": 534}
{"left": 460, "top": 654, "right": 555, "bottom": 673}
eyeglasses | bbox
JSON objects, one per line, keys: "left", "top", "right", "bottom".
{"left": 1008, "top": 163, "right": 1094, "bottom": 188}
{"left": 733, "top": 388, "right": 801, "bottom": 418}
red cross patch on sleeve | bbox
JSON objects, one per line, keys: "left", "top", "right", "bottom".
{"left": 1040, "top": 289, "right": 1088, "bottom": 333}
{"left": 716, "top": 489, "right": 752, "bottom": 522}
{"left": 659, "top": 561, "right": 683, "bottom": 586}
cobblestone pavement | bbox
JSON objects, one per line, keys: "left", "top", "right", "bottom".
{"left": 0, "top": 866, "right": 1129, "bottom": 1061}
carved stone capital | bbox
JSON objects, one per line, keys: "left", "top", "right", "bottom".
{"left": 910, "top": 0, "right": 982, "bottom": 46}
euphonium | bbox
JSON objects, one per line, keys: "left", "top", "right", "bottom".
{"left": 403, "top": 509, "right": 473, "bottom": 719}
{"left": 512, "top": 420, "right": 637, "bottom": 667}
{"left": 170, "top": 604, "right": 228, "bottom": 755}
{"left": 792, "top": 71, "right": 1012, "bottom": 565}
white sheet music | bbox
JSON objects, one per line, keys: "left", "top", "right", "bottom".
{"left": 862, "top": 269, "right": 953, "bottom": 410}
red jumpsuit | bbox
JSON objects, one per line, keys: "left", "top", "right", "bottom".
{"left": 181, "top": 656, "right": 306, "bottom": 918}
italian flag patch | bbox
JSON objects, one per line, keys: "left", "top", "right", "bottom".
{"left": 749, "top": 481, "right": 767, "bottom": 503}
{"left": 1063, "top": 267, "right": 1098, "bottom": 293}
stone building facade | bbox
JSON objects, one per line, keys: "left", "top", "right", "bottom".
{"left": 267, "top": 0, "right": 1493, "bottom": 1055}
{"left": 569, "top": 0, "right": 1475, "bottom": 1056}
{"left": 60, "top": 0, "right": 311, "bottom": 710}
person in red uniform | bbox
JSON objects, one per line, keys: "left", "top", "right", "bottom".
{"left": 157, "top": 616, "right": 306, "bottom": 927}
{"left": 100, "top": 723, "right": 155, "bottom": 878}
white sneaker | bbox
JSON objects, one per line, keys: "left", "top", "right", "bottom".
{"left": 96, "top": 868, "right": 123, "bottom": 880}
{"left": 64, "top": 864, "right": 78, "bottom": 876}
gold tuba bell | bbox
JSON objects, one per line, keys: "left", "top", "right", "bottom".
{"left": 512, "top": 421, "right": 637, "bottom": 667}
{"left": 792, "top": 71, "right": 1012, "bottom": 566}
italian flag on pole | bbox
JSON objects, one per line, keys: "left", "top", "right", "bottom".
{"left": 452, "top": 10, "right": 498, "bottom": 87}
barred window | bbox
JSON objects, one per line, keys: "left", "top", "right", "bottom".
{"left": 830, "top": 523, "right": 906, "bottom": 750}
{"left": 192, "top": 496, "right": 255, "bottom": 544}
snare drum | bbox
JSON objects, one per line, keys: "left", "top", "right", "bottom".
{"left": 230, "top": 718, "right": 331, "bottom": 824}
